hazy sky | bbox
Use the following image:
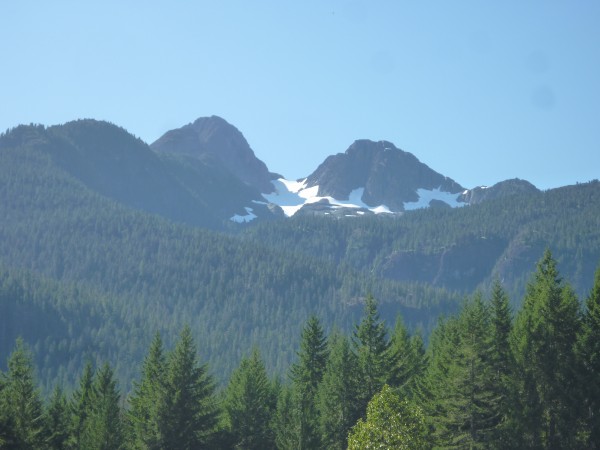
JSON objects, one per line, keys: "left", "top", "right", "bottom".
{"left": 2, "top": 1, "right": 599, "bottom": 189}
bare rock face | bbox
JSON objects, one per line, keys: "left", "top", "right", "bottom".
{"left": 151, "top": 116, "right": 276, "bottom": 193}
{"left": 305, "top": 139, "right": 464, "bottom": 211}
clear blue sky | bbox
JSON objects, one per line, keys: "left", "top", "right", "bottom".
{"left": 2, "top": 1, "right": 599, "bottom": 190}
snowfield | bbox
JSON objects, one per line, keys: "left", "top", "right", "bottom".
{"left": 231, "top": 180, "right": 466, "bottom": 222}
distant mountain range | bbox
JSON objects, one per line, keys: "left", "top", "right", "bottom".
{"left": 0, "top": 116, "right": 544, "bottom": 226}
{"left": 147, "top": 115, "right": 540, "bottom": 223}
{"left": 1, "top": 115, "right": 599, "bottom": 390}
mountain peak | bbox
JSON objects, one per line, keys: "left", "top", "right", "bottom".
{"left": 151, "top": 116, "right": 275, "bottom": 193}
{"left": 304, "top": 139, "right": 464, "bottom": 211}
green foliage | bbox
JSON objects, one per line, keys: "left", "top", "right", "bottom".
{"left": 159, "top": 326, "right": 218, "bottom": 449}
{"left": 127, "top": 332, "right": 166, "bottom": 449}
{"left": 0, "top": 254, "right": 600, "bottom": 448}
{"left": 223, "top": 348, "right": 276, "bottom": 449}
{"left": 422, "top": 294, "right": 501, "bottom": 448}
{"left": 317, "top": 331, "right": 360, "bottom": 450}
{"left": 44, "top": 386, "right": 70, "bottom": 449}
{"left": 286, "top": 315, "right": 329, "bottom": 449}
{"left": 0, "top": 338, "right": 45, "bottom": 448}
{"left": 577, "top": 266, "right": 600, "bottom": 446}
{"left": 353, "top": 294, "right": 392, "bottom": 415}
{"left": 69, "top": 361, "right": 95, "bottom": 449}
{"left": 347, "top": 384, "right": 428, "bottom": 450}
{"left": 510, "top": 250, "right": 582, "bottom": 448}
{"left": 80, "top": 363, "right": 124, "bottom": 450}
{"left": 387, "top": 314, "right": 427, "bottom": 395}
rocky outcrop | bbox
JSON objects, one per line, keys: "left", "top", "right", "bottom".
{"left": 151, "top": 116, "right": 276, "bottom": 193}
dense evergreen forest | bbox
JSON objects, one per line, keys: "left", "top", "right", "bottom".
{"left": 2, "top": 121, "right": 600, "bottom": 438}
{"left": 1, "top": 251, "right": 599, "bottom": 449}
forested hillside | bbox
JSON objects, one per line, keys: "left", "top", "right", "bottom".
{"left": 1, "top": 253, "right": 599, "bottom": 448}
{"left": 0, "top": 125, "right": 457, "bottom": 391}
{"left": 244, "top": 180, "right": 600, "bottom": 299}
{"left": 1, "top": 119, "right": 599, "bottom": 401}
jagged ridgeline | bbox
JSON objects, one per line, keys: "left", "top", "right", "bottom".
{"left": 1, "top": 118, "right": 600, "bottom": 392}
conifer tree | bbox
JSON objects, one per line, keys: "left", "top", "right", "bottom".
{"left": 128, "top": 332, "right": 166, "bottom": 449}
{"left": 0, "top": 372, "right": 17, "bottom": 449}
{"left": 488, "top": 279, "right": 514, "bottom": 446}
{"left": 577, "top": 266, "right": 600, "bottom": 446}
{"left": 0, "top": 337, "right": 45, "bottom": 448}
{"left": 273, "top": 385, "right": 300, "bottom": 450}
{"left": 317, "top": 331, "right": 360, "bottom": 450}
{"left": 387, "top": 315, "right": 426, "bottom": 394}
{"left": 352, "top": 293, "right": 391, "bottom": 415}
{"left": 223, "top": 348, "right": 275, "bottom": 449}
{"left": 159, "top": 325, "right": 218, "bottom": 449}
{"left": 45, "top": 385, "right": 70, "bottom": 450}
{"left": 425, "top": 294, "right": 498, "bottom": 447}
{"left": 80, "top": 362, "right": 124, "bottom": 450}
{"left": 288, "top": 315, "right": 328, "bottom": 449}
{"left": 511, "top": 250, "right": 581, "bottom": 448}
{"left": 69, "top": 361, "right": 95, "bottom": 450}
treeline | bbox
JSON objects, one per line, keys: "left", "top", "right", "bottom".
{"left": 2, "top": 250, "right": 600, "bottom": 449}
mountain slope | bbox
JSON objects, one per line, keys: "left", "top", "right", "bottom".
{"left": 151, "top": 115, "right": 276, "bottom": 193}
{"left": 304, "top": 139, "right": 465, "bottom": 211}
{"left": 0, "top": 131, "right": 457, "bottom": 389}
{"left": 0, "top": 121, "right": 283, "bottom": 228}
{"left": 244, "top": 180, "right": 600, "bottom": 299}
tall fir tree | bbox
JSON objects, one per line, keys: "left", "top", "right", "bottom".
{"left": 317, "top": 331, "right": 360, "bottom": 450}
{"left": 387, "top": 314, "right": 426, "bottom": 395}
{"left": 424, "top": 294, "right": 498, "bottom": 448}
{"left": 127, "top": 332, "right": 166, "bottom": 450}
{"left": 510, "top": 249, "right": 581, "bottom": 448}
{"left": 286, "top": 315, "right": 329, "bottom": 449}
{"left": 44, "top": 385, "right": 70, "bottom": 450}
{"left": 223, "top": 348, "right": 276, "bottom": 449}
{"left": 352, "top": 293, "right": 391, "bottom": 416}
{"left": 273, "top": 385, "right": 301, "bottom": 450}
{"left": 0, "top": 337, "right": 45, "bottom": 448}
{"left": 69, "top": 360, "right": 95, "bottom": 450}
{"left": 577, "top": 265, "right": 600, "bottom": 446}
{"left": 159, "top": 325, "right": 218, "bottom": 449}
{"left": 488, "top": 279, "right": 515, "bottom": 447}
{"left": 80, "top": 362, "right": 124, "bottom": 450}
{"left": 0, "top": 370, "right": 17, "bottom": 449}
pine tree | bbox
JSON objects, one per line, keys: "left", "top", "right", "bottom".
{"left": 577, "top": 266, "right": 600, "bottom": 446}
{"left": 0, "top": 337, "right": 45, "bottom": 448}
{"left": 159, "top": 325, "right": 218, "bottom": 449}
{"left": 223, "top": 348, "right": 275, "bottom": 449}
{"left": 430, "top": 295, "right": 498, "bottom": 447}
{"left": 488, "top": 279, "right": 514, "bottom": 446}
{"left": 288, "top": 315, "right": 328, "bottom": 449}
{"left": 511, "top": 250, "right": 581, "bottom": 448}
{"left": 387, "top": 314, "right": 426, "bottom": 395}
{"left": 128, "top": 332, "right": 166, "bottom": 449}
{"left": 317, "top": 331, "right": 360, "bottom": 450}
{"left": 69, "top": 361, "right": 95, "bottom": 450}
{"left": 352, "top": 293, "right": 391, "bottom": 416}
{"left": 273, "top": 385, "right": 300, "bottom": 450}
{"left": 80, "top": 362, "right": 124, "bottom": 450}
{"left": 44, "top": 385, "right": 70, "bottom": 449}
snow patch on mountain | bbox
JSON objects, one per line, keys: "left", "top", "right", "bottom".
{"left": 403, "top": 187, "right": 465, "bottom": 211}
{"left": 230, "top": 207, "right": 257, "bottom": 223}
{"left": 263, "top": 178, "right": 394, "bottom": 217}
